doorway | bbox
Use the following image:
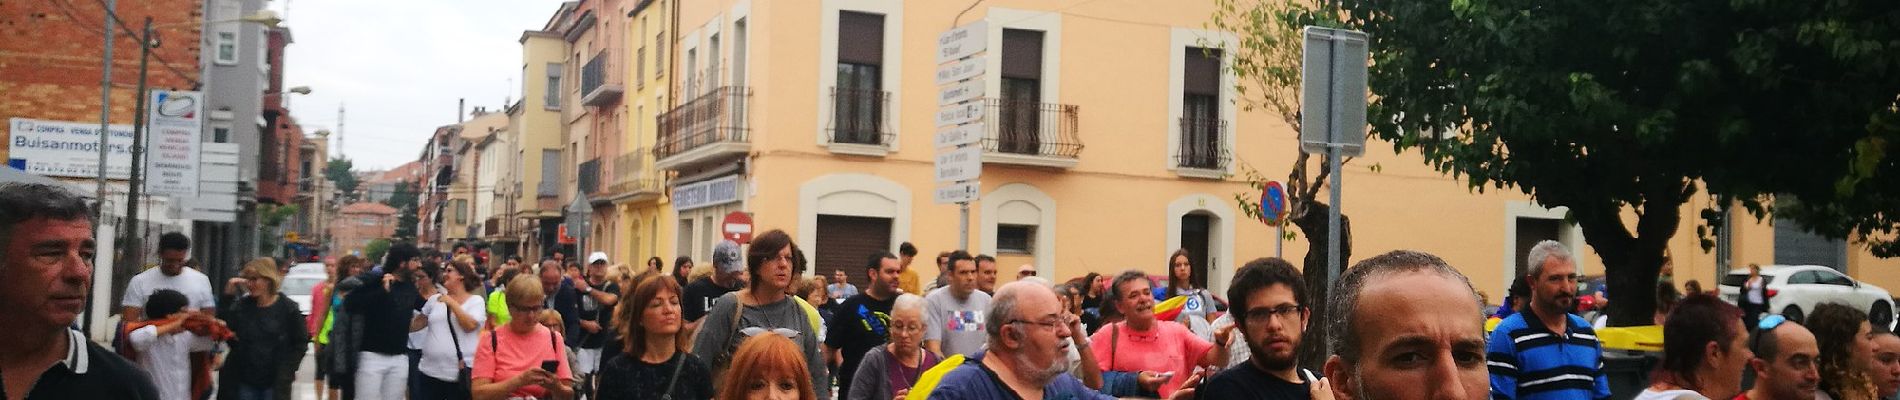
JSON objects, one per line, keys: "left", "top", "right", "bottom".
{"left": 1181, "top": 213, "right": 1213, "bottom": 289}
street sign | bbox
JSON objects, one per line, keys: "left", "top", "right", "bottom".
{"left": 143, "top": 90, "right": 203, "bottom": 197}
{"left": 934, "top": 181, "right": 981, "bottom": 204}
{"left": 936, "top": 57, "right": 985, "bottom": 85}
{"left": 565, "top": 194, "right": 591, "bottom": 239}
{"left": 936, "top": 102, "right": 985, "bottom": 127}
{"left": 935, "top": 123, "right": 984, "bottom": 149}
{"left": 937, "top": 21, "right": 988, "bottom": 64}
{"left": 934, "top": 146, "right": 982, "bottom": 183}
{"left": 1300, "top": 27, "right": 1369, "bottom": 157}
{"left": 722, "top": 211, "right": 754, "bottom": 244}
{"left": 939, "top": 78, "right": 985, "bottom": 106}
{"left": 1261, "top": 181, "right": 1288, "bottom": 226}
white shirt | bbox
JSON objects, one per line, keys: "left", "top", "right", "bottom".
{"left": 122, "top": 267, "right": 216, "bottom": 311}
{"left": 129, "top": 325, "right": 216, "bottom": 400}
{"left": 418, "top": 292, "right": 486, "bottom": 381}
{"left": 1746, "top": 276, "right": 1767, "bottom": 304}
{"left": 1634, "top": 389, "right": 1709, "bottom": 400}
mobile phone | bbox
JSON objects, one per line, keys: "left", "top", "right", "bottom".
{"left": 1155, "top": 371, "right": 1176, "bottom": 379}
{"left": 540, "top": 360, "right": 559, "bottom": 372}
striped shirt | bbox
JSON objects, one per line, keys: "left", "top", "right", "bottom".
{"left": 1487, "top": 310, "right": 1610, "bottom": 400}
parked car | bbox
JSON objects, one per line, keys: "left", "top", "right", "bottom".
{"left": 288, "top": 262, "right": 325, "bottom": 277}
{"left": 1718, "top": 265, "right": 1895, "bottom": 329}
{"left": 281, "top": 273, "right": 326, "bottom": 318}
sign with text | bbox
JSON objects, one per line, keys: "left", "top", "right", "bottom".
{"left": 143, "top": 90, "right": 203, "bottom": 197}
{"left": 936, "top": 102, "right": 985, "bottom": 127}
{"left": 939, "top": 78, "right": 985, "bottom": 106}
{"left": 936, "top": 57, "right": 985, "bottom": 85}
{"left": 937, "top": 21, "right": 988, "bottom": 64}
{"left": 935, "top": 146, "right": 982, "bottom": 183}
{"left": 673, "top": 174, "right": 741, "bottom": 211}
{"left": 935, "top": 123, "right": 984, "bottom": 149}
{"left": 7, "top": 118, "right": 135, "bottom": 179}
{"left": 934, "top": 180, "right": 981, "bottom": 204}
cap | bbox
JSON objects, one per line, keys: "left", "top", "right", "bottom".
{"left": 588, "top": 251, "right": 609, "bottom": 265}
{"left": 713, "top": 240, "right": 744, "bottom": 273}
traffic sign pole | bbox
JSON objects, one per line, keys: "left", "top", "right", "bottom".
{"left": 1301, "top": 26, "right": 1369, "bottom": 286}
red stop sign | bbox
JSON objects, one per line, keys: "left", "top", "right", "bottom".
{"left": 722, "top": 212, "right": 755, "bottom": 244}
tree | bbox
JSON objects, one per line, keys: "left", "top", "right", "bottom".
{"left": 325, "top": 157, "right": 360, "bottom": 203}
{"left": 364, "top": 238, "right": 392, "bottom": 265}
{"left": 1325, "top": 0, "right": 1900, "bottom": 325}
{"left": 257, "top": 204, "right": 300, "bottom": 256}
{"left": 1211, "top": 0, "right": 1354, "bottom": 368}
{"left": 388, "top": 179, "right": 420, "bottom": 240}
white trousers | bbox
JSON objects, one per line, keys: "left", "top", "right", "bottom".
{"left": 572, "top": 347, "right": 602, "bottom": 376}
{"left": 354, "top": 352, "right": 410, "bottom": 400}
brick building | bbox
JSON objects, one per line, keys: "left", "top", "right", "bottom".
{"left": 331, "top": 202, "right": 398, "bottom": 257}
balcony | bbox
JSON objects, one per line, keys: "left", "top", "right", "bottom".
{"left": 979, "top": 98, "right": 1082, "bottom": 169}
{"left": 579, "top": 50, "right": 622, "bottom": 107}
{"left": 578, "top": 159, "right": 602, "bottom": 197}
{"left": 827, "top": 87, "right": 893, "bottom": 156}
{"left": 1174, "top": 117, "right": 1230, "bottom": 178}
{"left": 606, "top": 148, "right": 663, "bottom": 203}
{"left": 656, "top": 86, "right": 752, "bottom": 171}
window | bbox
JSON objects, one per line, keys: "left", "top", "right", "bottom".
{"left": 708, "top": 33, "right": 722, "bottom": 91}
{"left": 997, "top": 224, "right": 1036, "bottom": 254}
{"left": 1819, "top": 270, "right": 1856, "bottom": 286}
{"left": 215, "top": 31, "right": 239, "bottom": 65}
{"left": 545, "top": 63, "right": 564, "bottom": 110}
{"left": 1789, "top": 271, "right": 1819, "bottom": 284}
{"left": 734, "top": 19, "right": 748, "bottom": 87}
{"left": 1180, "top": 47, "right": 1223, "bottom": 169}
{"left": 677, "top": 218, "right": 694, "bottom": 260}
{"left": 538, "top": 149, "right": 561, "bottom": 197}
{"left": 685, "top": 48, "right": 697, "bottom": 97}
{"left": 453, "top": 200, "right": 467, "bottom": 225}
{"left": 637, "top": 19, "right": 647, "bottom": 87}
{"left": 833, "top": 11, "right": 885, "bottom": 145}
{"left": 655, "top": 31, "right": 666, "bottom": 82}
{"left": 213, "top": 127, "right": 231, "bottom": 143}
{"left": 999, "top": 29, "right": 1045, "bottom": 155}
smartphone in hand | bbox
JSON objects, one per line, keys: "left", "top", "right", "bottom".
{"left": 540, "top": 360, "right": 559, "bottom": 372}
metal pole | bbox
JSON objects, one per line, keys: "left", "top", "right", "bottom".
{"left": 1275, "top": 224, "right": 1283, "bottom": 259}
{"left": 958, "top": 202, "right": 970, "bottom": 250}
{"left": 94, "top": 0, "right": 118, "bottom": 224}
{"left": 1325, "top": 37, "right": 1344, "bottom": 286}
{"left": 122, "top": 17, "right": 154, "bottom": 272}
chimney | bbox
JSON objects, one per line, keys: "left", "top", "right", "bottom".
{"left": 458, "top": 98, "right": 466, "bottom": 123}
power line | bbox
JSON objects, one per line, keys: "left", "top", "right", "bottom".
{"left": 84, "top": 0, "right": 203, "bottom": 88}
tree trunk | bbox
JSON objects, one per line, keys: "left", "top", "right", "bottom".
{"left": 1291, "top": 201, "right": 1350, "bottom": 370}
{"left": 1568, "top": 183, "right": 1686, "bottom": 327}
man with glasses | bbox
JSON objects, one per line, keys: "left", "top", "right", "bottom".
{"left": 929, "top": 281, "right": 1208, "bottom": 400}
{"left": 1016, "top": 265, "right": 1037, "bottom": 280}
{"left": 1488, "top": 240, "right": 1610, "bottom": 400}
{"left": 1201, "top": 258, "right": 1330, "bottom": 400}
{"left": 827, "top": 251, "right": 903, "bottom": 400}
{"left": 925, "top": 251, "right": 993, "bottom": 358}
{"left": 1743, "top": 315, "right": 1820, "bottom": 400}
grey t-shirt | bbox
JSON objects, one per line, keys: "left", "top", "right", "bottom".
{"left": 923, "top": 287, "right": 992, "bottom": 358}
{"left": 691, "top": 291, "right": 830, "bottom": 398}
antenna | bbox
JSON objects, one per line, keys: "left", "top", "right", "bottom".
{"left": 336, "top": 103, "right": 345, "bottom": 159}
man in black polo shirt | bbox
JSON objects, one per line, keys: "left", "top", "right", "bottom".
{"left": 345, "top": 242, "right": 424, "bottom": 400}
{"left": 827, "top": 251, "right": 903, "bottom": 400}
{"left": 0, "top": 182, "right": 158, "bottom": 399}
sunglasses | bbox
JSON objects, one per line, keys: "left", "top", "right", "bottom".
{"left": 740, "top": 327, "right": 800, "bottom": 339}
{"left": 1750, "top": 314, "right": 1789, "bottom": 354}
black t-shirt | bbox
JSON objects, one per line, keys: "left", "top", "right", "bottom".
{"left": 4, "top": 330, "right": 159, "bottom": 400}
{"left": 573, "top": 280, "right": 622, "bottom": 349}
{"left": 682, "top": 277, "right": 739, "bottom": 322}
{"left": 1198, "top": 362, "right": 1314, "bottom": 400}
{"left": 345, "top": 269, "right": 421, "bottom": 355}
{"left": 594, "top": 351, "right": 713, "bottom": 400}
{"left": 824, "top": 293, "right": 896, "bottom": 400}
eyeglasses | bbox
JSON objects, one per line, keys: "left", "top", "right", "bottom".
{"left": 741, "top": 327, "right": 801, "bottom": 339}
{"left": 1019, "top": 271, "right": 1038, "bottom": 277}
{"left": 889, "top": 323, "right": 925, "bottom": 333}
{"left": 1244, "top": 305, "right": 1307, "bottom": 325}
{"left": 509, "top": 303, "right": 546, "bottom": 313}
{"left": 1008, "top": 318, "right": 1067, "bottom": 332}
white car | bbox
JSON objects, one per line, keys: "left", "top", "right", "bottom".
{"left": 289, "top": 262, "right": 326, "bottom": 277}
{"left": 281, "top": 273, "right": 327, "bottom": 318}
{"left": 1719, "top": 265, "right": 1895, "bottom": 329}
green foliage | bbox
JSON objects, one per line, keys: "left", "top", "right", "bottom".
{"left": 256, "top": 204, "right": 301, "bottom": 255}
{"left": 364, "top": 238, "right": 391, "bottom": 264}
{"left": 325, "top": 158, "right": 360, "bottom": 202}
{"left": 1330, "top": 0, "right": 1900, "bottom": 324}
{"left": 389, "top": 180, "right": 419, "bottom": 240}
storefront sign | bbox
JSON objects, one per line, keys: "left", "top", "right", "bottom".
{"left": 673, "top": 174, "right": 741, "bottom": 211}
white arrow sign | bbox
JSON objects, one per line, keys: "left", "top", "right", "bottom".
{"left": 934, "top": 181, "right": 981, "bottom": 204}
{"left": 937, "top": 21, "right": 988, "bottom": 63}
{"left": 935, "top": 123, "right": 984, "bottom": 149}
{"left": 935, "top": 146, "right": 983, "bottom": 183}
{"left": 936, "top": 102, "right": 985, "bottom": 127}
{"left": 936, "top": 57, "right": 985, "bottom": 85}
{"left": 939, "top": 78, "right": 984, "bottom": 106}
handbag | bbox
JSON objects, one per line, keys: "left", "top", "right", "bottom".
{"left": 445, "top": 301, "right": 473, "bottom": 384}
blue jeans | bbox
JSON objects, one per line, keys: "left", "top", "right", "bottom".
{"left": 235, "top": 384, "right": 274, "bottom": 400}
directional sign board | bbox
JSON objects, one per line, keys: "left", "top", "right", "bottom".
{"left": 939, "top": 79, "right": 984, "bottom": 106}
{"left": 936, "top": 102, "right": 985, "bottom": 127}
{"left": 937, "top": 21, "right": 988, "bottom": 63}
{"left": 1300, "top": 27, "right": 1369, "bottom": 157}
{"left": 936, "top": 57, "right": 985, "bottom": 85}
{"left": 935, "top": 123, "right": 984, "bottom": 149}
{"left": 934, "top": 180, "right": 981, "bottom": 204}
{"left": 935, "top": 146, "right": 982, "bottom": 183}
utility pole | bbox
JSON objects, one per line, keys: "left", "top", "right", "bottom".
{"left": 121, "top": 17, "right": 155, "bottom": 272}
{"left": 93, "top": 0, "right": 118, "bottom": 226}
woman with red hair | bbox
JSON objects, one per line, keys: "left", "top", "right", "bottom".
{"left": 718, "top": 333, "right": 817, "bottom": 400}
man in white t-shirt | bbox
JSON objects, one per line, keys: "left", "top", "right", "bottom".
{"left": 122, "top": 232, "right": 217, "bottom": 322}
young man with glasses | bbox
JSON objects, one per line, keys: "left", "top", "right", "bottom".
{"left": 1742, "top": 315, "right": 1820, "bottom": 400}
{"left": 1488, "top": 241, "right": 1611, "bottom": 400}
{"left": 826, "top": 251, "right": 902, "bottom": 400}
{"left": 1201, "top": 258, "right": 1331, "bottom": 400}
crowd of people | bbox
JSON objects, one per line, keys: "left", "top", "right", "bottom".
{"left": 9, "top": 180, "right": 1900, "bottom": 400}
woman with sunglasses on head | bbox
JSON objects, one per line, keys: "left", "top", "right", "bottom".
{"left": 1809, "top": 302, "right": 1881, "bottom": 400}
{"left": 845, "top": 294, "right": 940, "bottom": 400}
{"left": 472, "top": 274, "right": 575, "bottom": 400}
{"left": 595, "top": 272, "right": 713, "bottom": 400}
{"left": 218, "top": 258, "right": 310, "bottom": 400}
{"left": 413, "top": 259, "right": 487, "bottom": 400}
{"left": 1637, "top": 293, "right": 1750, "bottom": 400}
{"left": 692, "top": 230, "right": 830, "bottom": 397}
{"left": 719, "top": 332, "right": 818, "bottom": 400}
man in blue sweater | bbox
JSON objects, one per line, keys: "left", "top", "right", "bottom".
{"left": 1488, "top": 240, "right": 1610, "bottom": 400}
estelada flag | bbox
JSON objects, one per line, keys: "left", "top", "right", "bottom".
{"left": 1153, "top": 295, "right": 1190, "bottom": 321}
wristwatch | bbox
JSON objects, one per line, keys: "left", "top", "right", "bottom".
{"left": 580, "top": 286, "right": 593, "bottom": 294}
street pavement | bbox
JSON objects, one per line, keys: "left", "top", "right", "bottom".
{"left": 292, "top": 345, "right": 319, "bottom": 400}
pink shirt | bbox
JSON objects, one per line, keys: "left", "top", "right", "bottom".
{"left": 1089, "top": 320, "right": 1214, "bottom": 398}
{"left": 473, "top": 325, "right": 573, "bottom": 398}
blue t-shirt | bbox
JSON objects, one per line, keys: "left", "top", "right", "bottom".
{"left": 926, "top": 351, "right": 1114, "bottom": 400}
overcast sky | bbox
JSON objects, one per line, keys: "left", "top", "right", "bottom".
{"left": 274, "top": 0, "right": 563, "bottom": 170}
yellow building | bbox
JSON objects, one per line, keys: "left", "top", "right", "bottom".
{"left": 653, "top": 0, "right": 1900, "bottom": 300}
{"left": 513, "top": 23, "right": 573, "bottom": 261}
{"left": 608, "top": 0, "right": 677, "bottom": 270}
